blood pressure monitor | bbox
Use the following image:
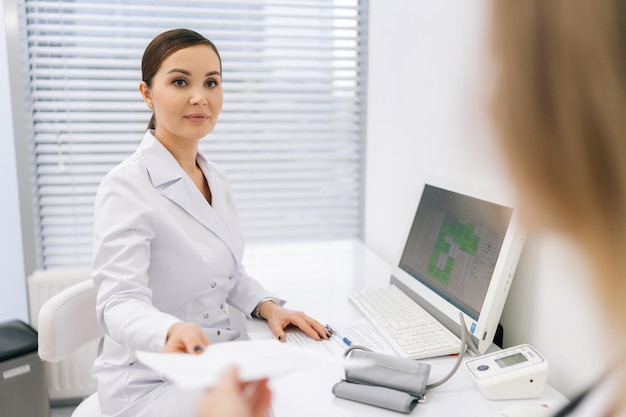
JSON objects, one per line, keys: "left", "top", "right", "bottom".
{"left": 465, "top": 344, "right": 549, "bottom": 400}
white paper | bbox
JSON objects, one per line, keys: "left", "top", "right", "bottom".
{"left": 247, "top": 318, "right": 397, "bottom": 357}
{"left": 136, "top": 339, "right": 355, "bottom": 391}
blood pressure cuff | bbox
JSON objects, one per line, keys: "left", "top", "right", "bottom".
{"left": 332, "top": 381, "right": 422, "bottom": 414}
{"left": 332, "top": 349, "right": 431, "bottom": 413}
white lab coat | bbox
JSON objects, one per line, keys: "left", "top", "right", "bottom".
{"left": 92, "top": 131, "right": 281, "bottom": 417}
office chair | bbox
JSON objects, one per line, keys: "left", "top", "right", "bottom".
{"left": 37, "top": 279, "right": 102, "bottom": 417}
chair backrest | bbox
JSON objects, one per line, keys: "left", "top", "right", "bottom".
{"left": 38, "top": 279, "right": 102, "bottom": 363}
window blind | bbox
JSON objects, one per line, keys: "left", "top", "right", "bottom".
{"left": 17, "top": 0, "right": 367, "bottom": 269}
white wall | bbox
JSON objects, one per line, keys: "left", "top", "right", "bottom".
{"left": 365, "top": 0, "right": 609, "bottom": 398}
{"left": 0, "top": 2, "right": 28, "bottom": 323}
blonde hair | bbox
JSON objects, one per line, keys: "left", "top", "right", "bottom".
{"left": 490, "top": 0, "right": 626, "bottom": 390}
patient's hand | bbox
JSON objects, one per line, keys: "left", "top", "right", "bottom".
{"left": 196, "top": 366, "right": 272, "bottom": 417}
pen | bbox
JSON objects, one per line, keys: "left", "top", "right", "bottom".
{"left": 325, "top": 324, "right": 353, "bottom": 347}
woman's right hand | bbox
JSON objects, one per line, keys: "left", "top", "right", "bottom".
{"left": 163, "top": 322, "right": 209, "bottom": 353}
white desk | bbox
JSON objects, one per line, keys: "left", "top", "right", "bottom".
{"left": 241, "top": 240, "right": 568, "bottom": 417}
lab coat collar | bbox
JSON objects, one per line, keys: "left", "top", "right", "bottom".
{"left": 137, "top": 130, "right": 183, "bottom": 188}
{"left": 138, "top": 131, "right": 242, "bottom": 260}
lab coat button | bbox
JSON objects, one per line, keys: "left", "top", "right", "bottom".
{"left": 228, "top": 274, "right": 233, "bottom": 280}
{"left": 220, "top": 304, "right": 224, "bottom": 310}
{"left": 211, "top": 282, "right": 217, "bottom": 288}
{"left": 203, "top": 313, "right": 209, "bottom": 319}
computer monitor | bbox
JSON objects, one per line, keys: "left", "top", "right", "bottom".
{"left": 391, "top": 179, "right": 526, "bottom": 354}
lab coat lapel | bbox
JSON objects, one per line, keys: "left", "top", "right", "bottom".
{"left": 139, "top": 132, "right": 241, "bottom": 260}
{"left": 160, "top": 181, "right": 240, "bottom": 259}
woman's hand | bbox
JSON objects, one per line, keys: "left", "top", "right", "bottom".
{"left": 259, "top": 301, "right": 330, "bottom": 342}
{"left": 196, "top": 366, "right": 271, "bottom": 417}
{"left": 163, "top": 322, "right": 209, "bottom": 353}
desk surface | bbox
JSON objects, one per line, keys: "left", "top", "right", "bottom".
{"left": 242, "top": 240, "right": 568, "bottom": 417}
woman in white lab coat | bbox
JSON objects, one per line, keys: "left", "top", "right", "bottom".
{"left": 91, "top": 28, "right": 330, "bottom": 417}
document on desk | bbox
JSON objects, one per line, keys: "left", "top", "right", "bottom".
{"left": 247, "top": 318, "right": 396, "bottom": 357}
{"left": 136, "top": 339, "right": 354, "bottom": 391}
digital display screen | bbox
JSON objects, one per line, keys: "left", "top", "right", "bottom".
{"left": 398, "top": 185, "right": 513, "bottom": 320}
{"left": 495, "top": 353, "right": 528, "bottom": 368}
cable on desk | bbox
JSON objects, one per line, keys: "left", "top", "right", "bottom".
{"left": 426, "top": 312, "right": 477, "bottom": 390}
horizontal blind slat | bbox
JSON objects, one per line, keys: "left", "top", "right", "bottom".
{"left": 20, "top": 0, "right": 366, "bottom": 269}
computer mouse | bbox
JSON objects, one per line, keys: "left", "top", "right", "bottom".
{"left": 500, "top": 403, "right": 553, "bottom": 417}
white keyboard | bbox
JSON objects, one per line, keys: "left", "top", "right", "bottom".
{"left": 350, "top": 285, "right": 461, "bottom": 359}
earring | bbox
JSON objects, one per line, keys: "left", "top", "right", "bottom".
{"left": 148, "top": 103, "right": 154, "bottom": 109}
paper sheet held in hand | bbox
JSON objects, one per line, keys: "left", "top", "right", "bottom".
{"left": 136, "top": 339, "right": 352, "bottom": 390}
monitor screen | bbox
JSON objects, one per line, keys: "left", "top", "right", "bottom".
{"left": 398, "top": 184, "right": 514, "bottom": 320}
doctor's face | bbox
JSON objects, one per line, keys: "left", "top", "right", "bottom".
{"left": 140, "top": 44, "right": 223, "bottom": 144}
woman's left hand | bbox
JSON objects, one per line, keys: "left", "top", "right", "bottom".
{"left": 259, "top": 301, "right": 330, "bottom": 342}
